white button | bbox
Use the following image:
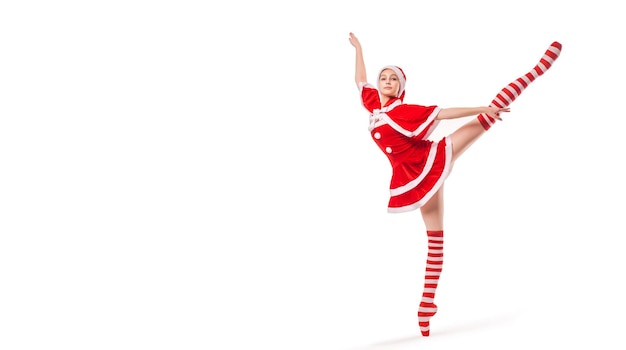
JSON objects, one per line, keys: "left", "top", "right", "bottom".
{"left": 385, "top": 147, "right": 392, "bottom": 153}
{"left": 374, "top": 132, "right": 381, "bottom": 139}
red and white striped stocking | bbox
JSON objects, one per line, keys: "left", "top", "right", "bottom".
{"left": 417, "top": 230, "right": 444, "bottom": 336}
{"left": 478, "top": 41, "right": 562, "bottom": 130}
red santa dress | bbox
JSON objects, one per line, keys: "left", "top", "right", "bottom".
{"left": 360, "top": 70, "right": 453, "bottom": 213}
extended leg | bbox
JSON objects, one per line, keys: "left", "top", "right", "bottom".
{"left": 449, "top": 118, "right": 487, "bottom": 163}
{"left": 450, "top": 41, "right": 562, "bottom": 162}
{"left": 478, "top": 41, "right": 562, "bottom": 130}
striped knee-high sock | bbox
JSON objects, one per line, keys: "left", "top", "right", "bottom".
{"left": 478, "top": 41, "right": 562, "bottom": 130}
{"left": 417, "top": 230, "right": 444, "bottom": 336}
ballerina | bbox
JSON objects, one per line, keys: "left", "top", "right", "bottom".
{"left": 348, "top": 32, "right": 561, "bottom": 336}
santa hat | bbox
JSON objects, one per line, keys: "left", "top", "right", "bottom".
{"left": 379, "top": 65, "right": 406, "bottom": 101}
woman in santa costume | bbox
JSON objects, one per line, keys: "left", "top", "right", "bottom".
{"left": 348, "top": 32, "right": 561, "bottom": 336}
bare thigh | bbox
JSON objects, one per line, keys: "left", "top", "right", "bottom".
{"left": 449, "top": 118, "right": 486, "bottom": 163}
{"left": 420, "top": 186, "right": 444, "bottom": 230}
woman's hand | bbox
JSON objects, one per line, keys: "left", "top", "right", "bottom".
{"left": 349, "top": 32, "right": 361, "bottom": 49}
{"left": 350, "top": 32, "right": 367, "bottom": 87}
{"left": 486, "top": 106, "right": 510, "bottom": 121}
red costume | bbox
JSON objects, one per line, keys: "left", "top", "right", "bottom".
{"left": 360, "top": 41, "right": 561, "bottom": 214}
{"left": 360, "top": 65, "right": 452, "bottom": 213}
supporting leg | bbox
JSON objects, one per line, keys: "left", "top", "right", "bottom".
{"left": 418, "top": 188, "right": 444, "bottom": 336}
{"left": 417, "top": 230, "right": 444, "bottom": 336}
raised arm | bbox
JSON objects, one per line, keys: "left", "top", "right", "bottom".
{"left": 436, "top": 106, "right": 510, "bottom": 121}
{"left": 349, "top": 32, "right": 367, "bottom": 88}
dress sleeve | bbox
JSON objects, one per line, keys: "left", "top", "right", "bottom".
{"left": 359, "top": 82, "right": 381, "bottom": 113}
{"left": 387, "top": 104, "right": 442, "bottom": 138}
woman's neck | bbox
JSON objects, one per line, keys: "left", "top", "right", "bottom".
{"left": 380, "top": 95, "right": 396, "bottom": 107}
{"left": 381, "top": 96, "right": 390, "bottom": 106}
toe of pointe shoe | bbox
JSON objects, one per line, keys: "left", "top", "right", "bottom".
{"left": 418, "top": 303, "right": 437, "bottom": 336}
{"left": 419, "top": 323, "right": 430, "bottom": 336}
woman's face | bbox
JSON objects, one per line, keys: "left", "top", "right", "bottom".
{"left": 378, "top": 69, "right": 400, "bottom": 98}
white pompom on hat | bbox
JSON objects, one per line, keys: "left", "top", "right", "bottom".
{"left": 379, "top": 65, "right": 406, "bottom": 101}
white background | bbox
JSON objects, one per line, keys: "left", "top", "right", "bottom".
{"left": 1, "top": 1, "right": 624, "bottom": 349}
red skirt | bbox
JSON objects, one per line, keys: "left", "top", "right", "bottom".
{"left": 386, "top": 136, "right": 452, "bottom": 213}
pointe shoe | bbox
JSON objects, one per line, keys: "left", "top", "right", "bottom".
{"left": 417, "top": 302, "right": 438, "bottom": 336}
